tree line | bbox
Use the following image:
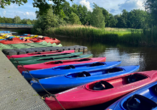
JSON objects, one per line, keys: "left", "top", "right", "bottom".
{"left": 0, "top": 16, "right": 36, "bottom": 24}
{"left": 0, "top": 0, "right": 156, "bottom": 29}
{"left": 33, "top": 2, "right": 150, "bottom": 30}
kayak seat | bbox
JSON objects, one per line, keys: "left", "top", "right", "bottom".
{"left": 77, "top": 71, "right": 90, "bottom": 77}
{"left": 78, "top": 58, "right": 90, "bottom": 62}
{"left": 6, "top": 38, "right": 13, "bottom": 40}
{"left": 127, "top": 74, "right": 147, "bottom": 83}
{"left": 36, "top": 52, "right": 42, "bottom": 54}
{"left": 34, "top": 55, "right": 47, "bottom": 57}
{"left": 105, "top": 67, "right": 123, "bottom": 73}
{"left": 38, "top": 58, "right": 54, "bottom": 61}
{"left": 93, "top": 81, "right": 113, "bottom": 90}
{"left": 123, "top": 94, "right": 157, "bottom": 110}
{"left": 89, "top": 62, "right": 104, "bottom": 67}
{"left": 54, "top": 61, "right": 63, "bottom": 64}
{"left": 64, "top": 65, "right": 75, "bottom": 69}
{"left": 69, "top": 55, "right": 79, "bottom": 58}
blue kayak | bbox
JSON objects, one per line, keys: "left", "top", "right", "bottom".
{"left": 106, "top": 81, "right": 157, "bottom": 110}
{"left": 31, "top": 65, "right": 140, "bottom": 92}
{"left": 22, "top": 61, "right": 121, "bottom": 80}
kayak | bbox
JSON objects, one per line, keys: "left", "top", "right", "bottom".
{"left": 106, "top": 72, "right": 157, "bottom": 110}
{"left": 18, "top": 57, "right": 106, "bottom": 73}
{"left": 12, "top": 52, "right": 83, "bottom": 67}
{"left": 0, "top": 38, "right": 32, "bottom": 44}
{"left": 45, "top": 70, "right": 157, "bottom": 110}
{"left": 31, "top": 37, "right": 60, "bottom": 44}
{"left": 22, "top": 61, "right": 121, "bottom": 80}
{"left": 7, "top": 50, "right": 75, "bottom": 59}
{"left": 10, "top": 51, "right": 79, "bottom": 61}
{"left": 31, "top": 65, "right": 140, "bottom": 92}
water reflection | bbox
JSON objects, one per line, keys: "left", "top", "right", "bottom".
{"left": 59, "top": 37, "right": 148, "bottom": 71}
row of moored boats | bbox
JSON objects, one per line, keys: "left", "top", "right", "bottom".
{"left": 1, "top": 31, "right": 157, "bottom": 110}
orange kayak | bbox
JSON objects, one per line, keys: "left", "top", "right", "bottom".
{"left": 31, "top": 37, "right": 60, "bottom": 44}
{"left": 0, "top": 38, "right": 32, "bottom": 44}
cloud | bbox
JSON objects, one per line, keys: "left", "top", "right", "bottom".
{"left": 26, "top": 12, "right": 29, "bottom": 15}
{"left": 80, "top": 0, "right": 93, "bottom": 11}
{"left": 68, "top": 0, "right": 145, "bottom": 15}
{"left": 48, "top": 1, "right": 54, "bottom": 4}
{"left": 119, "top": 0, "right": 145, "bottom": 12}
{"left": 0, "top": 0, "right": 146, "bottom": 20}
{"left": 0, "top": 2, "right": 37, "bottom": 19}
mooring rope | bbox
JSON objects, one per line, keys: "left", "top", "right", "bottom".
{"left": 9, "top": 55, "right": 66, "bottom": 110}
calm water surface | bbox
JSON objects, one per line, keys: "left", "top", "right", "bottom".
{"left": 55, "top": 37, "right": 157, "bottom": 110}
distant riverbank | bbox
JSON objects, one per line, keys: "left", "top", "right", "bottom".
{"left": 35, "top": 25, "right": 157, "bottom": 46}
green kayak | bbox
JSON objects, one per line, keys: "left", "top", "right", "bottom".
{"left": 10, "top": 52, "right": 83, "bottom": 61}
{"left": 13, "top": 54, "right": 93, "bottom": 67}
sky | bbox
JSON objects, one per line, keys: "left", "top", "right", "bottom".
{"left": 0, "top": 0, "right": 145, "bottom": 20}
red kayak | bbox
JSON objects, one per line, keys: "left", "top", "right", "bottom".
{"left": 0, "top": 38, "right": 32, "bottom": 44}
{"left": 45, "top": 70, "right": 157, "bottom": 110}
{"left": 17, "top": 57, "right": 106, "bottom": 73}
{"left": 7, "top": 50, "right": 75, "bottom": 59}
{"left": 31, "top": 37, "right": 60, "bottom": 44}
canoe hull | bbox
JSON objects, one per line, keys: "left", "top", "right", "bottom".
{"left": 22, "top": 61, "right": 121, "bottom": 80}
{"left": 106, "top": 73, "right": 157, "bottom": 110}
{"left": 12, "top": 52, "right": 84, "bottom": 67}
{"left": 31, "top": 65, "right": 140, "bottom": 92}
{"left": 7, "top": 50, "right": 75, "bottom": 59}
{"left": 18, "top": 57, "right": 105, "bottom": 73}
{"left": 10, "top": 51, "right": 81, "bottom": 61}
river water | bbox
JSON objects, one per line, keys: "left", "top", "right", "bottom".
{"left": 56, "top": 37, "right": 157, "bottom": 110}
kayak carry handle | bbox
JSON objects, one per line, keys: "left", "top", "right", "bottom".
{"left": 123, "top": 94, "right": 157, "bottom": 110}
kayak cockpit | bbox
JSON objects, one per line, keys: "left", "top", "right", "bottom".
{"left": 88, "top": 62, "right": 105, "bottom": 67}
{"left": 104, "top": 67, "right": 123, "bottom": 73}
{"left": 92, "top": 81, "right": 113, "bottom": 90}
{"left": 66, "top": 67, "right": 124, "bottom": 78}
{"left": 123, "top": 94, "right": 157, "bottom": 110}
{"left": 33, "top": 53, "right": 69, "bottom": 57}
{"left": 37, "top": 55, "right": 79, "bottom": 61}
{"left": 85, "top": 73, "right": 148, "bottom": 91}
{"left": 53, "top": 62, "right": 105, "bottom": 70}
{"left": 66, "top": 71, "right": 91, "bottom": 78}
{"left": 77, "top": 58, "right": 91, "bottom": 62}
{"left": 120, "top": 84, "right": 157, "bottom": 110}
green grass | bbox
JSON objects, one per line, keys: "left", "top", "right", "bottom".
{"left": 41, "top": 25, "right": 157, "bottom": 46}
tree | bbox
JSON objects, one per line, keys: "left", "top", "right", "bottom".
{"left": 69, "top": 12, "right": 81, "bottom": 24}
{"left": 32, "top": 8, "right": 66, "bottom": 34}
{"left": 13, "top": 16, "right": 21, "bottom": 24}
{"left": 106, "top": 14, "right": 118, "bottom": 27}
{"left": 121, "top": 9, "right": 128, "bottom": 28}
{"left": 0, "top": 0, "right": 27, "bottom": 8}
{"left": 128, "top": 9, "right": 148, "bottom": 28}
{"left": 0, "top": 0, "right": 73, "bottom": 17}
{"left": 91, "top": 6, "right": 105, "bottom": 28}
{"left": 145, "top": 0, "right": 157, "bottom": 25}
{"left": 100, "top": 7, "right": 109, "bottom": 26}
